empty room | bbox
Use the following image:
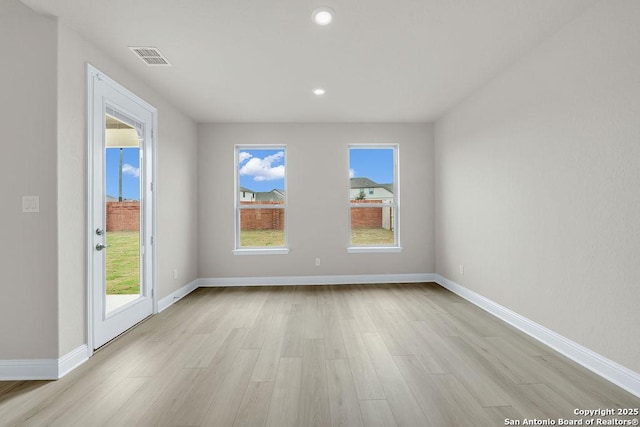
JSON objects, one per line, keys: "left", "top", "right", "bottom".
{"left": 1, "top": 0, "right": 639, "bottom": 425}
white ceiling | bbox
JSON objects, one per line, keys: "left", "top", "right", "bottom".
{"left": 22, "top": 0, "right": 595, "bottom": 123}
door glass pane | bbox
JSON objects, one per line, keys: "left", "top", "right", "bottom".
{"left": 104, "top": 114, "right": 141, "bottom": 314}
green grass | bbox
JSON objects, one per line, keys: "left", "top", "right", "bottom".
{"left": 240, "top": 229, "right": 285, "bottom": 247}
{"left": 351, "top": 227, "right": 395, "bottom": 245}
{"left": 240, "top": 227, "right": 394, "bottom": 247}
{"left": 106, "top": 231, "right": 140, "bottom": 295}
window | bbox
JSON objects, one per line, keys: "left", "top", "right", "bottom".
{"left": 348, "top": 145, "right": 400, "bottom": 253}
{"left": 234, "top": 146, "right": 288, "bottom": 254}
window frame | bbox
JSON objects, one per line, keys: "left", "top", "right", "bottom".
{"left": 347, "top": 144, "right": 401, "bottom": 253}
{"left": 233, "top": 144, "right": 289, "bottom": 255}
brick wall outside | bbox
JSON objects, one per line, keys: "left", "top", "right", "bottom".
{"left": 351, "top": 199, "right": 383, "bottom": 229}
{"left": 106, "top": 201, "right": 140, "bottom": 231}
{"left": 240, "top": 201, "right": 284, "bottom": 230}
{"left": 239, "top": 200, "right": 389, "bottom": 230}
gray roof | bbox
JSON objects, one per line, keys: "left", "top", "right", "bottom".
{"left": 239, "top": 186, "right": 253, "bottom": 193}
{"left": 255, "top": 189, "right": 285, "bottom": 202}
{"left": 106, "top": 195, "right": 136, "bottom": 202}
{"left": 350, "top": 177, "right": 378, "bottom": 188}
{"left": 350, "top": 178, "right": 393, "bottom": 193}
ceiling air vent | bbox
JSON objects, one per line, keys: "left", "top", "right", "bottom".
{"left": 129, "top": 47, "right": 171, "bottom": 66}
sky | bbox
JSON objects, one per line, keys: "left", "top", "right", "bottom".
{"left": 104, "top": 147, "right": 394, "bottom": 200}
{"left": 106, "top": 147, "right": 140, "bottom": 200}
{"left": 349, "top": 148, "right": 394, "bottom": 184}
{"left": 238, "top": 149, "right": 286, "bottom": 192}
{"left": 237, "top": 147, "right": 394, "bottom": 193}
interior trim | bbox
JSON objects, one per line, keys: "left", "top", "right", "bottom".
{"left": 0, "top": 344, "right": 88, "bottom": 381}
{"left": 199, "top": 273, "right": 435, "bottom": 287}
{"left": 434, "top": 274, "right": 640, "bottom": 399}
{"left": 158, "top": 279, "right": 200, "bottom": 312}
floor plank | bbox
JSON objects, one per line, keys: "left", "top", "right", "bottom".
{"left": 299, "top": 339, "right": 331, "bottom": 427}
{"left": 326, "top": 358, "right": 364, "bottom": 427}
{"left": 232, "top": 381, "right": 274, "bottom": 427}
{"left": 359, "top": 399, "right": 398, "bottom": 427}
{"left": 265, "top": 357, "right": 302, "bottom": 427}
{"left": 362, "top": 332, "right": 431, "bottom": 427}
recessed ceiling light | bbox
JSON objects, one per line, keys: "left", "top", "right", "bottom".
{"left": 312, "top": 7, "right": 335, "bottom": 26}
{"left": 313, "top": 88, "right": 326, "bottom": 96}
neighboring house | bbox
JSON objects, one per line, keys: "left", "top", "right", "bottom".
{"left": 350, "top": 177, "right": 393, "bottom": 202}
{"left": 255, "top": 189, "right": 285, "bottom": 203}
{"left": 239, "top": 187, "right": 284, "bottom": 203}
{"left": 239, "top": 186, "right": 256, "bottom": 202}
{"left": 106, "top": 195, "right": 136, "bottom": 202}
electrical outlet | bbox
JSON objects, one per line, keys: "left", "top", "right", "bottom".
{"left": 459, "top": 265, "right": 464, "bottom": 275}
{"left": 315, "top": 258, "right": 321, "bottom": 266}
{"left": 22, "top": 195, "right": 40, "bottom": 213}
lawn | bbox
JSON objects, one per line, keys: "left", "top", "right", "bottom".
{"left": 240, "top": 229, "right": 285, "bottom": 247}
{"left": 106, "top": 231, "right": 140, "bottom": 295}
{"left": 351, "top": 227, "right": 395, "bottom": 245}
{"left": 239, "top": 227, "right": 394, "bottom": 246}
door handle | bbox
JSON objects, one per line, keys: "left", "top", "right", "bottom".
{"left": 96, "top": 243, "right": 110, "bottom": 251}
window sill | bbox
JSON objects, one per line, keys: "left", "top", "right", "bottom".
{"left": 233, "top": 248, "right": 290, "bottom": 256}
{"left": 347, "top": 246, "right": 403, "bottom": 254}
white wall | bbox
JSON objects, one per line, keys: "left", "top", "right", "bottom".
{"left": 56, "top": 24, "right": 199, "bottom": 356}
{"left": 198, "top": 123, "right": 434, "bottom": 279}
{"left": 435, "top": 0, "right": 640, "bottom": 373}
{"left": 0, "top": 0, "right": 58, "bottom": 359}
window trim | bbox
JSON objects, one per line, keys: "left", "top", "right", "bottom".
{"left": 347, "top": 144, "right": 401, "bottom": 252}
{"left": 233, "top": 144, "right": 289, "bottom": 255}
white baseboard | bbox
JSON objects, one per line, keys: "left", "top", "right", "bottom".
{"left": 200, "top": 273, "right": 435, "bottom": 287}
{"left": 434, "top": 274, "right": 640, "bottom": 399}
{"left": 58, "top": 345, "right": 89, "bottom": 378}
{"left": 0, "top": 359, "right": 58, "bottom": 381}
{"left": 158, "top": 279, "right": 200, "bottom": 312}
{"left": 0, "top": 345, "right": 89, "bottom": 381}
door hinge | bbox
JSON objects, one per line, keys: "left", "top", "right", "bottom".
{"left": 150, "top": 182, "right": 153, "bottom": 191}
{"left": 150, "top": 235, "right": 154, "bottom": 245}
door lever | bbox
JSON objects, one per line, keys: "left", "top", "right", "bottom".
{"left": 96, "top": 243, "right": 110, "bottom": 251}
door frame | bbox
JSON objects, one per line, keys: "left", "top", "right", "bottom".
{"left": 86, "top": 63, "right": 158, "bottom": 355}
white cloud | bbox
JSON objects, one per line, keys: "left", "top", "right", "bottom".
{"left": 349, "top": 168, "right": 356, "bottom": 178}
{"left": 122, "top": 163, "right": 140, "bottom": 178}
{"left": 239, "top": 151, "right": 285, "bottom": 181}
{"left": 238, "top": 152, "right": 253, "bottom": 163}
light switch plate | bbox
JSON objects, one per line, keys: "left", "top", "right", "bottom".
{"left": 22, "top": 196, "right": 40, "bottom": 213}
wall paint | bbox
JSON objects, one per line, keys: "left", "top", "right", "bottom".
{"left": 198, "top": 123, "right": 434, "bottom": 279}
{"left": 435, "top": 0, "right": 640, "bottom": 373}
{"left": 0, "top": 0, "right": 58, "bottom": 359}
{"left": 56, "top": 23, "right": 199, "bottom": 356}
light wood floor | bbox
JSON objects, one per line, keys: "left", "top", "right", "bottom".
{"left": 1, "top": 283, "right": 638, "bottom": 426}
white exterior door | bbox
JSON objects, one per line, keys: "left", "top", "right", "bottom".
{"left": 88, "top": 65, "right": 156, "bottom": 350}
